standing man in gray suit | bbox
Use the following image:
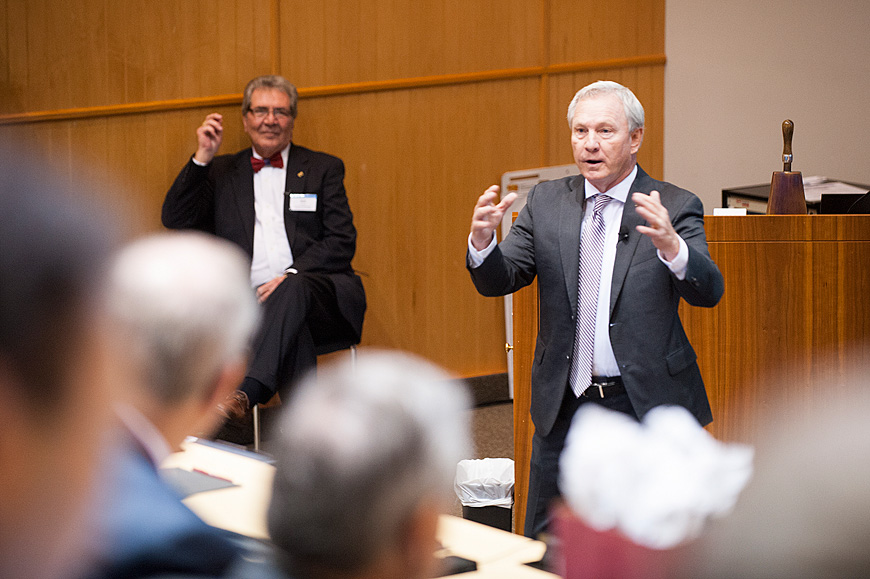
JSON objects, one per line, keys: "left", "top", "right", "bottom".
{"left": 467, "top": 81, "right": 724, "bottom": 537}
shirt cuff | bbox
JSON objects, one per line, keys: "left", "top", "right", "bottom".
{"left": 657, "top": 235, "right": 688, "bottom": 280}
{"left": 191, "top": 155, "right": 208, "bottom": 167}
{"left": 467, "top": 233, "right": 497, "bottom": 268}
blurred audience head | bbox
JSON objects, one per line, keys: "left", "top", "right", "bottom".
{"left": 0, "top": 149, "right": 118, "bottom": 579}
{"left": 267, "top": 350, "right": 471, "bottom": 579}
{"left": 105, "top": 231, "right": 259, "bottom": 445}
{"left": 679, "top": 370, "right": 870, "bottom": 579}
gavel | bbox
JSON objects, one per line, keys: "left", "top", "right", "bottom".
{"left": 767, "top": 120, "right": 808, "bottom": 215}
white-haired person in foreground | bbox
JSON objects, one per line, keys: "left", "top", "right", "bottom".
{"left": 86, "top": 232, "right": 260, "bottom": 578}
{"left": 263, "top": 351, "right": 472, "bottom": 579}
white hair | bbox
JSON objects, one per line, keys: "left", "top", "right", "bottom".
{"left": 567, "top": 80, "right": 645, "bottom": 133}
{"left": 267, "top": 350, "right": 472, "bottom": 575}
{"left": 106, "top": 232, "right": 259, "bottom": 403}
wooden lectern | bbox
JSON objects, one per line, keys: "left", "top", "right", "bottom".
{"left": 511, "top": 215, "right": 870, "bottom": 533}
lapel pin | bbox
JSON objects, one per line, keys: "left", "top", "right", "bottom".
{"left": 297, "top": 171, "right": 304, "bottom": 178}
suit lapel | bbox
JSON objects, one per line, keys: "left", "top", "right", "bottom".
{"left": 232, "top": 151, "right": 256, "bottom": 255}
{"left": 283, "top": 145, "right": 310, "bottom": 246}
{"left": 560, "top": 175, "right": 587, "bottom": 313}
{"left": 609, "top": 167, "right": 650, "bottom": 313}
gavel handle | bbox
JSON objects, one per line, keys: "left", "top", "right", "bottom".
{"left": 782, "top": 120, "right": 794, "bottom": 172}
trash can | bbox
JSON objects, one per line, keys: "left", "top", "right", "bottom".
{"left": 454, "top": 458, "right": 514, "bottom": 531}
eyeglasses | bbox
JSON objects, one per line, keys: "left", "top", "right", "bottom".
{"left": 247, "top": 107, "right": 292, "bottom": 120}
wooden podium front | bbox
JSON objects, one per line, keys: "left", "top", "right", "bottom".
{"left": 511, "top": 215, "right": 870, "bottom": 533}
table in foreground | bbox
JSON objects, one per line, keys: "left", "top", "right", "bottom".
{"left": 162, "top": 438, "right": 558, "bottom": 578}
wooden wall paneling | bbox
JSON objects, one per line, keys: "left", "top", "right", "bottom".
{"left": 294, "top": 78, "right": 540, "bottom": 376}
{"left": 2, "top": 0, "right": 23, "bottom": 110}
{"left": 2, "top": 0, "right": 272, "bottom": 114}
{"left": 634, "top": 64, "right": 664, "bottom": 178}
{"left": 548, "top": 0, "right": 665, "bottom": 65}
{"left": 281, "top": 0, "right": 542, "bottom": 87}
{"left": 0, "top": 104, "right": 251, "bottom": 236}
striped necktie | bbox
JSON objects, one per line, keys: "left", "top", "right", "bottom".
{"left": 569, "top": 193, "right": 612, "bottom": 397}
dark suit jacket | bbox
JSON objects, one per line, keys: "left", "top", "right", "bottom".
{"left": 87, "top": 436, "right": 242, "bottom": 578}
{"left": 469, "top": 166, "right": 724, "bottom": 437}
{"left": 162, "top": 144, "right": 365, "bottom": 344}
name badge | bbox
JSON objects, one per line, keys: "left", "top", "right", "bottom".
{"left": 288, "top": 193, "right": 317, "bottom": 212}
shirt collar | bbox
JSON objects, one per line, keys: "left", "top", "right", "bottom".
{"left": 114, "top": 402, "right": 172, "bottom": 467}
{"left": 584, "top": 164, "right": 638, "bottom": 204}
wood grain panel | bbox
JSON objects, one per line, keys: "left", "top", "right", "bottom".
{"left": 680, "top": 216, "right": 870, "bottom": 443}
{"left": 549, "top": 0, "right": 665, "bottom": 65}
{"left": 0, "top": 105, "right": 250, "bottom": 235}
{"left": 512, "top": 280, "right": 538, "bottom": 535}
{"left": 294, "top": 78, "right": 541, "bottom": 376}
{"left": 0, "top": 0, "right": 271, "bottom": 113}
{"left": 281, "top": 0, "right": 542, "bottom": 87}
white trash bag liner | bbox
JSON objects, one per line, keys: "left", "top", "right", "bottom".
{"left": 454, "top": 458, "right": 514, "bottom": 509}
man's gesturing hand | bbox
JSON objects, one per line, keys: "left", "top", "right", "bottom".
{"left": 632, "top": 190, "right": 680, "bottom": 261}
{"left": 470, "top": 185, "right": 517, "bottom": 251}
{"left": 193, "top": 113, "right": 224, "bottom": 165}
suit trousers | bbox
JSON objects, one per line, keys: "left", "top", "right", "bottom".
{"left": 243, "top": 271, "right": 345, "bottom": 405}
{"left": 524, "top": 384, "right": 638, "bottom": 538}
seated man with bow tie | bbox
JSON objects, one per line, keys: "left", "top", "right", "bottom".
{"left": 163, "top": 75, "right": 366, "bottom": 426}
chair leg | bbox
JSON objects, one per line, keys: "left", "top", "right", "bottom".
{"left": 252, "top": 404, "right": 260, "bottom": 453}
{"left": 251, "top": 345, "right": 356, "bottom": 453}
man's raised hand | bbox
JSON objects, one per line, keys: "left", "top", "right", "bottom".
{"left": 194, "top": 113, "right": 224, "bottom": 164}
{"left": 470, "top": 185, "right": 517, "bottom": 251}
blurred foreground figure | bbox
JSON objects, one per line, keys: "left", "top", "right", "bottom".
{"left": 0, "top": 152, "right": 117, "bottom": 579}
{"left": 265, "top": 351, "right": 471, "bottom": 579}
{"left": 678, "top": 374, "right": 870, "bottom": 579}
{"left": 555, "top": 404, "right": 752, "bottom": 578}
{"left": 87, "top": 232, "right": 259, "bottom": 578}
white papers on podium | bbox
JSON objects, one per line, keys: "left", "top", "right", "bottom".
{"left": 802, "top": 176, "right": 867, "bottom": 203}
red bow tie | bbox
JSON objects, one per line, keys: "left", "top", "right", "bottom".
{"left": 251, "top": 152, "right": 284, "bottom": 172}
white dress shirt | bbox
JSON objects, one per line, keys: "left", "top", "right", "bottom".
{"left": 250, "top": 144, "right": 293, "bottom": 287}
{"left": 468, "top": 165, "right": 689, "bottom": 378}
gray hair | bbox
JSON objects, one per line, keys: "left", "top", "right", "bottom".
{"left": 242, "top": 75, "right": 299, "bottom": 119}
{"left": 566, "top": 80, "right": 645, "bottom": 133}
{"left": 106, "top": 232, "right": 259, "bottom": 404}
{"left": 267, "top": 350, "right": 472, "bottom": 576}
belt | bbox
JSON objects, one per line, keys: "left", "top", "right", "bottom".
{"left": 581, "top": 376, "right": 625, "bottom": 399}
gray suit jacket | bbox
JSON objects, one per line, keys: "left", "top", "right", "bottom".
{"left": 469, "top": 166, "right": 723, "bottom": 437}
